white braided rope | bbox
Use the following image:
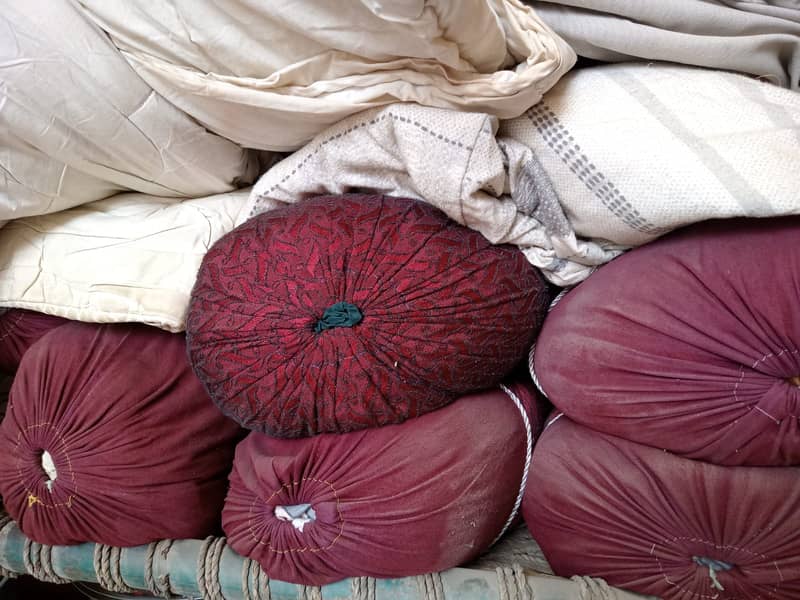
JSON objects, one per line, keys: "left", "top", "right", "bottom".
{"left": 351, "top": 576, "right": 376, "bottom": 600}
{"left": 415, "top": 572, "right": 445, "bottom": 600}
{"left": 496, "top": 564, "right": 532, "bottom": 600}
{"left": 490, "top": 385, "right": 533, "bottom": 547}
{"left": 528, "top": 288, "right": 571, "bottom": 399}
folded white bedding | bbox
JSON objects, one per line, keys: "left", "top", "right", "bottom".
{"left": 0, "top": 0, "right": 259, "bottom": 224}
{"left": 0, "top": 189, "right": 282, "bottom": 332}
{"left": 77, "top": 0, "right": 576, "bottom": 151}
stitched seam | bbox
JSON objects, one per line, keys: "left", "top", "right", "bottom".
{"left": 733, "top": 349, "right": 800, "bottom": 424}
{"left": 0, "top": 311, "right": 26, "bottom": 342}
{"left": 250, "top": 110, "right": 474, "bottom": 218}
{"left": 15, "top": 422, "right": 76, "bottom": 509}
{"left": 458, "top": 115, "right": 495, "bottom": 230}
{"left": 650, "top": 538, "right": 780, "bottom": 599}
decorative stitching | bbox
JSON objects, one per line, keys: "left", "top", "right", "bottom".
{"left": 525, "top": 104, "right": 667, "bottom": 236}
{"left": 0, "top": 311, "right": 25, "bottom": 342}
{"left": 250, "top": 110, "right": 474, "bottom": 218}
{"left": 732, "top": 348, "right": 800, "bottom": 425}
{"left": 649, "top": 536, "right": 781, "bottom": 599}
{"left": 15, "top": 422, "right": 76, "bottom": 510}
{"left": 247, "top": 477, "right": 344, "bottom": 554}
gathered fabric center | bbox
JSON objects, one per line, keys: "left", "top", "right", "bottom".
{"left": 314, "top": 302, "right": 363, "bottom": 334}
{"left": 275, "top": 503, "right": 317, "bottom": 532}
{"left": 41, "top": 450, "right": 57, "bottom": 492}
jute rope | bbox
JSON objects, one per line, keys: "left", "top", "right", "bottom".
{"left": 299, "top": 584, "right": 323, "bottom": 600}
{"left": 40, "top": 544, "right": 68, "bottom": 585}
{"left": 144, "top": 538, "right": 175, "bottom": 598}
{"left": 242, "top": 557, "right": 271, "bottom": 600}
{"left": 197, "top": 535, "right": 227, "bottom": 600}
{"left": 0, "top": 513, "right": 17, "bottom": 580}
{"left": 351, "top": 576, "right": 376, "bottom": 600}
{"left": 23, "top": 539, "right": 69, "bottom": 585}
{"left": 415, "top": 572, "right": 445, "bottom": 600}
{"left": 570, "top": 575, "right": 616, "bottom": 600}
{"left": 496, "top": 564, "right": 532, "bottom": 600}
{"left": 93, "top": 543, "right": 134, "bottom": 593}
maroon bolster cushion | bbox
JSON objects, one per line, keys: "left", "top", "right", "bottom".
{"left": 533, "top": 217, "right": 800, "bottom": 466}
{"left": 0, "top": 309, "right": 68, "bottom": 373}
{"left": 523, "top": 415, "right": 800, "bottom": 600}
{"left": 221, "top": 378, "right": 544, "bottom": 585}
{"left": 187, "top": 194, "right": 549, "bottom": 438}
{"left": 0, "top": 322, "right": 243, "bottom": 547}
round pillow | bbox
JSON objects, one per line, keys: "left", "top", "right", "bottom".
{"left": 532, "top": 217, "right": 800, "bottom": 466}
{"left": 0, "top": 322, "right": 243, "bottom": 546}
{"left": 187, "top": 194, "right": 548, "bottom": 437}
{"left": 0, "top": 309, "right": 68, "bottom": 373}
{"left": 222, "top": 379, "right": 543, "bottom": 585}
{"left": 523, "top": 415, "right": 800, "bottom": 600}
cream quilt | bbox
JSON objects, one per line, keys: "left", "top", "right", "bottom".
{"left": 77, "top": 0, "right": 576, "bottom": 151}
{"left": 0, "top": 189, "right": 283, "bottom": 332}
{"left": 0, "top": 0, "right": 258, "bottom": 225}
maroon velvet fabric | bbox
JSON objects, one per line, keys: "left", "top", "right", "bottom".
{"left": 0, "top": 309, "right": 68, "bottom": 373}
{"left": 188, "top": 194, "right": 548, "bottom": 437}
{"left": 523, "top": 415, "right": 800, "bottom": 600}
{"left": 222, "top": 378, "right": 544, "bottom": 585}
{"left": 533, "top": 217, "right": 800, "bottom": 466}
{"left": 0, "top": 322, "right": 243, "bottom": 546}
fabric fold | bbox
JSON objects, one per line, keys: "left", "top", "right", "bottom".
{"left": 77, "top": 0, "right": 576, "bottom": 150}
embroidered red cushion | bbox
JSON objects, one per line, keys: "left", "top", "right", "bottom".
{"left": 0, "top": 322, "right": 243, "bottom": 546}
{"left": 524, "top": 415, "right": 800, "bottom": 600}
{"left": 0, "top": 309, "right": 68, "bottom": 373}
{"left": 187, "top": 194, "right": 548, "bottom": 437}
{"left": 532, "top": 217, "right": 800, "bottom": 466}
{"left": 222, "top": 378, "right": 544, "bottom": 585}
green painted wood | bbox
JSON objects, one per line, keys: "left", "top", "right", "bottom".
{"left": 0, "top": 519, "right": 652, "bottom": 599}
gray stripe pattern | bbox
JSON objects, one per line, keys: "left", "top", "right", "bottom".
{"left": 525, "top": 104, "right": 663, "bottom": 235}
{"left": 606, "top": 69, "right": 774, "bottom": 215}
{"left": 729, "top": 75, "right": 800, "bottom": 150}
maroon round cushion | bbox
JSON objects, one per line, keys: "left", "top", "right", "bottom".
{"left": 222, "top": 378, "right": 544, "bottom": 585}
{"left": 533, "top": 217, "right": 800, "bottom": 466}
{"left": 523, "top": 415, "right": 800, "bottom": 600}
{"left": 0, "top": 322, "right": 243, "bottom": 547}
{"left": 187, "top": 194, "right": 548, "bottom": 437}
{"left": 0, "top": 309, "right": 68, "bottom": 373}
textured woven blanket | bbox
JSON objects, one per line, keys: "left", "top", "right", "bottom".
{"left": 531, "top": 0, "right": 800, "bottom": 90}
{"left": 245, "top": 62, "right": 800, "bottom": 286}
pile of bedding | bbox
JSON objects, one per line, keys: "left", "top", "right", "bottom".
{"left": 0, "top": 1, "right": 799, "bottom": 598}
{"left": 526, "top": 217, "right": 800, "bottom": 599}
{"left": 185, "top": 192, "right": 552, "bottom": 580}
{"left": 2, "top": 1, "right": 799, "bottom": 323}
{"left": 0, "top": 190, "right": 554, "bottom": 584}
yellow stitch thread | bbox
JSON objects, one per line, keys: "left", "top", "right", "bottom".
{"left": 15, "top": 422, "right": 78, "bottom": 510}
{"left": 27, "top": 494, "right": 41, "bottom": 508}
